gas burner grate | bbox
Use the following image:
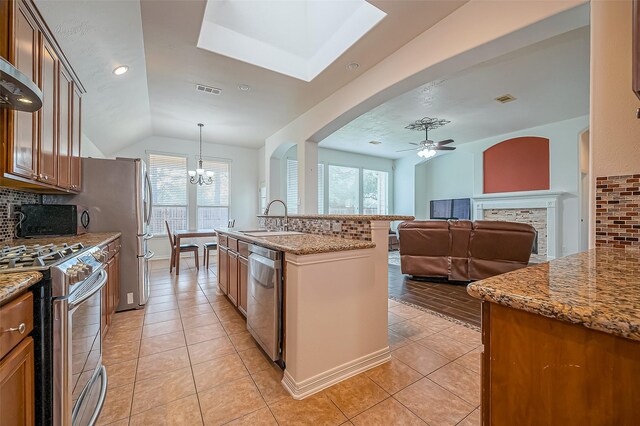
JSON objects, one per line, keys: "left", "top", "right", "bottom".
{"left": 0, "top": 242, "right": 84, "bottom": 270}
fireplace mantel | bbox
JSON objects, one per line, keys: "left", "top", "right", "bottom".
{"left": 473, "top": 191, "right": 564, "bottom": 260}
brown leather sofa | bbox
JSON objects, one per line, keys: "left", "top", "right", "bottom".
{"left": 398, "top": 220, "right": 536, "bottom": 281}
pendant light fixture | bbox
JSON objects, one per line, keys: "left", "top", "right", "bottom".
{"left": 188, "top": 123, "right": 214, "bottom": 185}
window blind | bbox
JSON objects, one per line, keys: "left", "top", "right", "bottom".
{"left": 318, "top": 163, "right": 325, "bottom": 214}
{"left": 148, "top": 153, "right": 188, "bottom": 234}
{"left": 286, "top": 160, "right": 325, "bottom": 214}
{"left": 197, "top": 159, "right": 230, "bottom": 229}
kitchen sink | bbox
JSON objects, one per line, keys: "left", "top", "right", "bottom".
{"left": 241, "top": 230, "right": 305, "bottom": 237}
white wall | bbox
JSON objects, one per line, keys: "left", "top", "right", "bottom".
{"left": 81, "top": 133, "right": 106, "bottom": 158}
{"left": 395, "top": 115, "right": 589, "bottom": 256}
{"left": 113, "top": 135, "right": 260, "bottom": 259}
{"left": 278, "top": 145, "right": 395, "bottom": 212}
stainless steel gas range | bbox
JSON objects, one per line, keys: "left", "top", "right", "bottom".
{"left": 0, "top": 242, "right": 110, "bottom": 426}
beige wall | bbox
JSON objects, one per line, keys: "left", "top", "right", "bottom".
{"left": 590, "top": 0, "right": 640, "bottom": 245}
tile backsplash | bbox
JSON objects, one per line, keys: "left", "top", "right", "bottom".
{"left": 0, "top": 187, "right": 41, "bottom": 244}
{"left": 258, "top": 217, "right": 372, "bottom": 241}
{"left": 595, "top": 174, "right": 640, "bottom": 250}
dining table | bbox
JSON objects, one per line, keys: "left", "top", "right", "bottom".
{"left": 173, "top": 229, "right": 218, "bottom": 274}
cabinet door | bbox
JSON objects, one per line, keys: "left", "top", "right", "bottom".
{"left": 37, "top": 36, "right": 58, "bottom": 185}
{"left": 69, "top": 86, "right": 81, "bottom": 191}
{"left": 218, "top": 247, "right": 229, "bottom": 295}
{"left": 238, "top": 256, "right": 248, "bottom": 316}
{"left": 8, "top": 3, "right": 38, "bottom": 180}
{"left": 228, "top": 251, "right": 239, "bottom": 306}
{"left": 0, "top": 337, "right": 35, "bottom": 426}
{"left": 57, "top": 69, "right": 72, "bottom": 190}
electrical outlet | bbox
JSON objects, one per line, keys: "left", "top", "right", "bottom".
{"left": 127, "top": 293, "right": 133, "bottom": 304}
{"left": 332, "top": 222, "right": 341, "bottom": 232}
{"left": 322, "top": 221, "right": 330, "bottom": 231}
{"left": 9, "top": 204, "right": 19, "bottom": 216}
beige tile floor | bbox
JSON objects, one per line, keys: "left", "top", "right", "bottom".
{"left": 96, "top": 257, "right": 482, "bottom": 425}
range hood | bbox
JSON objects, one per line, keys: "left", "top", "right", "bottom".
{"left": 0, "top": 57, "right": 42, "bottom": 112}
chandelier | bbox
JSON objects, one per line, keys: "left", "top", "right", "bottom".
{"left": 188, "top": 123, "right": 214, "bottom": 185}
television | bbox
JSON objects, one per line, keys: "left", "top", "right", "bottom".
{"left": 430, "top": 198, "right": 471, "bottom": 220}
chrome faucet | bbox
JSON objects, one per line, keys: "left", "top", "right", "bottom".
{"left": 263, "top": 199, "right": 288, "bottom": 231}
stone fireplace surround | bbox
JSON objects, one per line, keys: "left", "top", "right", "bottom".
{"left": 473, "top": 190, "right": 564, "bottom": 260}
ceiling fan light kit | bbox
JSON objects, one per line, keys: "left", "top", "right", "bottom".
{"left": 398, "top": 116, "right": 456, "bottom": 158}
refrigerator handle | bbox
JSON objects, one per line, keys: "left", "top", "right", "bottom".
{"left": 145, "top": 172, "right": 153, "bottom": 225}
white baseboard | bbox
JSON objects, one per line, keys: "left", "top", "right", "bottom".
{"left": 281, "top": 347, "right": 391, "bottom": 400}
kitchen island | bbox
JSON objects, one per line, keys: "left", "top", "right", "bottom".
{"left": 467, "top": 248, "right": 640, "bottom": 425}
{"left": 216, "top": 214, "right": 413, "bottom": 399}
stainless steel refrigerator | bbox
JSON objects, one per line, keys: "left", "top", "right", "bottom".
{"left": 47, "top": 157, "right": 154, "bottom": 310}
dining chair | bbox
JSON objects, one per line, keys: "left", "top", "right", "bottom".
{"left": 165, "top": 221, "right": 199, "bottom": 272}
{"left": 203, "top": 238, "right": 218, "bottom": 269}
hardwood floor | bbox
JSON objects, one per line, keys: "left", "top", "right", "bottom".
{"left": 388, "top": 264, "right": 482, "bottom": 327}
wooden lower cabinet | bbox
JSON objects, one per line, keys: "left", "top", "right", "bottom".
{"left": 238, "top": 255, "right": 248, "bottom": 315}
{"left": 218, "top": 247, "right": 229, "bottom": 295}
{"left": 101, "top": 239, "right": 121, "bottom": 338}
{"left": 228, "top": 251, "right": 239, "bottom": 305}
{"left": 481, "top": 302, "right": 640, "bottom": 425}
{"left": 217, "top": 234, "right": 249, "bottom": 316}
{"left": 0, "top": 337, "right": 35, "bottom": 426}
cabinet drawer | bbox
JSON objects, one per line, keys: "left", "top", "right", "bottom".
{"left": 228, "top": 237, "right": 238, "bottom": 252}
{"left": 107, "top": 241, "right": 116, "bottom": 259}
{"left": 0, "top": 292, "right": 34, "bottom": 360}
{"left": 238, "top": 241, "right": 250, "bottom": 258}
{"left": 219, "top": 235, "right": 228, "bottom": 248}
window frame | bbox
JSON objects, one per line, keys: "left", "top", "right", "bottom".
{"left": 195, "top": 155, "right": 232, "bottom": 229}
{"left": 146, "top": 150, "right": 190, "bottom": 236}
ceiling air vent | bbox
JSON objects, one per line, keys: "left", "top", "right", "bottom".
{"left": 495, "top": 94, "right": 516, "bottom": 104}
{"left": 368, "top": 140, "right": 382, "bottom": 145}
{"left": 196, "top": 84, "right": 222, "bottom": 95}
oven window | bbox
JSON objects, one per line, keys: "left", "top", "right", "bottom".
{"left": 71, "top": 287, "right": 102, "bottom": 405}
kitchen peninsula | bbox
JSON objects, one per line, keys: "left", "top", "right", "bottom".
{"left": 467, "top": 248, "right": 640, "bottom": 424}
{"left": 216, "top": 214, "right": 412, "bottom": 399}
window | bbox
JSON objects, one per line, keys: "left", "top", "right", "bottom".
{"left": 148, "top": 153, "right": 188, "bottom": 235}
{"left": 363, "top": 169, "right": 388, "bottom": 214}
{"left": 328, "top": 165, "right": 359, "bottom": 214}
{"left": 197, "top": 159, "right": 230, "bottom": 229}
{"left": 286, "top": 159, "right": 324, "bottom": 214}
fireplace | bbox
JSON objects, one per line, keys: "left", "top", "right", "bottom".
{"left": 473, "top": 191, "right": 564, "bottom": 261}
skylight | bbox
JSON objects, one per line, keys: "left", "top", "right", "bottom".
{"left": 197, "top": 0, "right": 386, "bottom": 82}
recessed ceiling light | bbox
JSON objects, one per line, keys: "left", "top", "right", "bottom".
{"left": 346, "top": 62, "right": 360, "bottom": 71}
{"left": 113, "top": 65, "right": 129, "bottom": 76}
{"left": 238, "top": 84, "right": 251, "bottom": 92}
{"left": 368, "top": 140, "right": 382, "bottom": 145}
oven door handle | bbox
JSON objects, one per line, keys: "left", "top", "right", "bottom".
{"left": 68, "top": 270, "right": 108, "bottom": 310}
{"left": 87, "top": 366, "right": 108, "bottom": 426}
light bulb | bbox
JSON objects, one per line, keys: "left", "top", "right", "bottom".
{"left": 188, "top": 170, "right": 196, "bottom": 177}
{"left": 196, "top": 168, "right": 204, "bottom": 175}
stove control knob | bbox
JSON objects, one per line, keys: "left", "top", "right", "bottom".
{"left": 67, "top": 269, "right": 79, "bottom": 284}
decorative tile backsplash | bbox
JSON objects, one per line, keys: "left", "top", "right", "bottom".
{"left": 0, "top": 187, "right": 41, "bottom": 244}
{"left": 258, "top": 217, "right": 372, "bottom": 241}
{"left": 595, "top": 174, "right": 640, "bottom": 250}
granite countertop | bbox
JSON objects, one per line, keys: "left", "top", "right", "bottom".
{"left": 467, "top": 248, "right": 640, "bottom": 341}
{"left": 0, "top": 271, "right": 43, "bottom": 304}
{"left": 257, "top": 214, "right": 414, "bottom": 221}
{"left": 216, "top": 228, "right": 376, "bottom": 255}
{"left": 8, "top": 232, "right": 122, "bottom": 249}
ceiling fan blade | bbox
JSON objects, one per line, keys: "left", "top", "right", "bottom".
{"left": 435, "top": 139, "right": 454, "bottom": 146}
{"left": 435, "top": 146, "right": 456, "bottom": 151}
{"left": 395, "top": 148, "right": 418, "bottom": 152}
{"left": 409, "top": 142, "right": 420, "bottom": 146}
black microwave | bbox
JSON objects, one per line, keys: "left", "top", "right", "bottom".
{"left": 19, "top": 204, "right": 90, "bottom": 237}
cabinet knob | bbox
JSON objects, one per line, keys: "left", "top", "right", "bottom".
{"left": 4, "top": 323, "right": 26, "bottom": 334}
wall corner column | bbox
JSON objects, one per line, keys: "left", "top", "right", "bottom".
{"left": 297, "top": 140, "right": 318, "bottom": 214}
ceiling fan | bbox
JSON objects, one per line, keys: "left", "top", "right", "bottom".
{"left": 397, "top": 117, "right": 455, "bottom": 158}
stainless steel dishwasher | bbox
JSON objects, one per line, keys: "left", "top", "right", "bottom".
{"left": 247, "top": 244, "right": 283, "bottom": 362}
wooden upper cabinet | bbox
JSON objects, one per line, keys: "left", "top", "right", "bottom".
{"left": 38, "top": 35, "right": 58, "bottom": 186}
{"left": 57, "top": 69, "right": 72, "bottom": 190}
{"left": 8, "top": 2, "right": 38, "bottom": 180}
{"left": 70, "top": 86, "right": 81, "bottom": 191}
